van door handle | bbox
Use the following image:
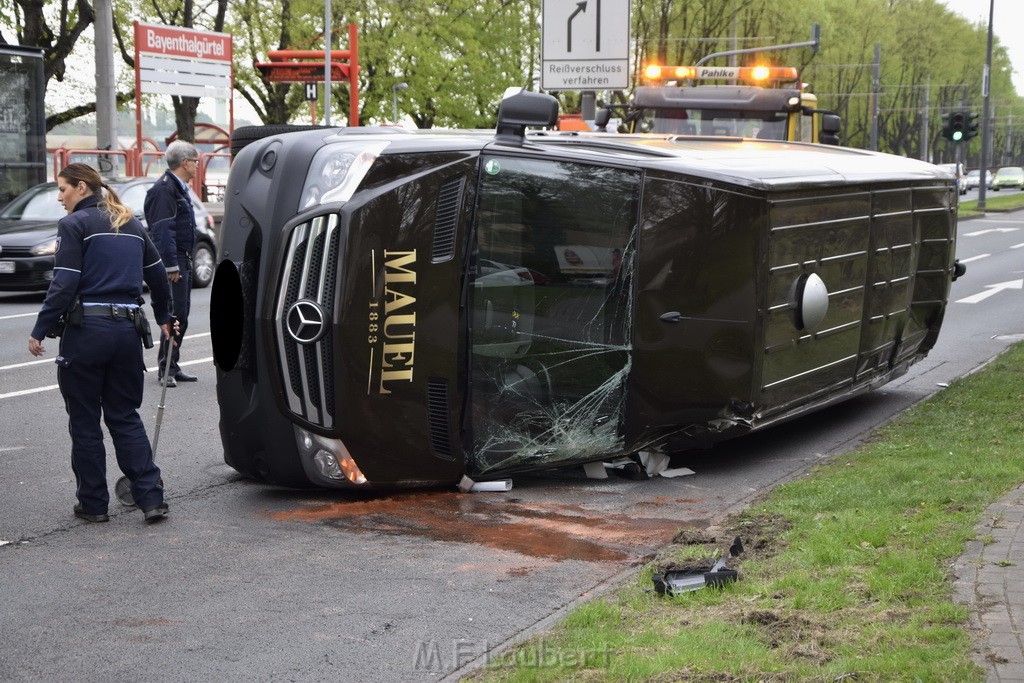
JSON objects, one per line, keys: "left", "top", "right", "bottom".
{"left": 660, "top": 311, "right": 685, "bottom": 323}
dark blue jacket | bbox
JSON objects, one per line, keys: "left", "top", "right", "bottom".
{"left": 144, "top": 170, "right": 196, "bottom": 274}
{"left": 31, "top": 195, "right": 173, "bottom": 340}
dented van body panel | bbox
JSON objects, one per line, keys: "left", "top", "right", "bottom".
{"left": 211, "top": 121, "right": 957, "bottom": 490}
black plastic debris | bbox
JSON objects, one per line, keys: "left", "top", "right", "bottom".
{"left": 653, "top": 536, "right": 744, "bottom": 596}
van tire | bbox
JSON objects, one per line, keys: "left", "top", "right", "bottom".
{"left": 230, "top": 124, "right": 334, "bottom": 158}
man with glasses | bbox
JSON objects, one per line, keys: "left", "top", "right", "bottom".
{"left": 144, "top": 140, "right": 199, "bottom": 387}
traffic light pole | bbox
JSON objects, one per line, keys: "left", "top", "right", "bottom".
{"left": 977, "top": 0, "right": 994, "bottom": 212}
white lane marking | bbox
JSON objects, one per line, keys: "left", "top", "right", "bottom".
{"left": 956, "top": 279, "right": 1024, "bottom": 305}
{"left": 958, "top": 254, "right": 990, "bottom": 263}
{"left": 0, "top": 312, "right": 38, "bottom": 321}
{"left": 1, "top": 359, "right": 52, "bottom": 370}
{"left": 1011, "top": 243, "right": 1024, "bottom": 250}
{"left": 0, "top": 357, "right": 214, "bottom": 400}
{"left": 0, "top": 332, "right": 211, "bottom": 372}
{"left": 0, "top": 384, "right": 59, "bottom": 399}
{"left": 963, "top": 227, "right": 1020, "bottom": 237}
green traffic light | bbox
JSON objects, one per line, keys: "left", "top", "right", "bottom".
{"left": 952, "top": 131, "right": 963, "bottom": 141}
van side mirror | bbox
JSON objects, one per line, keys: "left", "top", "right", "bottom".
{"left": 819, "top": 113, "right": 842, "bottom": 146}
{"left": 495, "top": 88, "right": 559, "bottom": 143}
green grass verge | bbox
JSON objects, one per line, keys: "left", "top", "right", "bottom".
{"left": 470, "top": 343, "right": 1024, "bottom": 682}
{"left": 958, "top": 192, "right": 1024, "bottom": 218}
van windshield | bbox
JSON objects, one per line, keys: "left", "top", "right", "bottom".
{"left": 468, "top": 155, "right": 640, "bottom": 474}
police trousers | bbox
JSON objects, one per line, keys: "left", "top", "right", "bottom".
{"left": 57, "top": 315, "right": 164, "bottom": 513}
{"left": 157, "top": 267, "right": 191, "bottom": 377}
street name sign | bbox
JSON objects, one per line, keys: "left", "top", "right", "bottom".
{"left": 134, "top": 22, "right": 233, "bottom": 99}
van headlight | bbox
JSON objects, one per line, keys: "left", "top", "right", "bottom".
{"left": 300, "top": 140, "right": 389, "bottom": 209}
{"left": 293, "top": 425, "right": 368, "bottom": 485}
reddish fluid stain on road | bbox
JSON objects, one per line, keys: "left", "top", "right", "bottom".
{"left": 271, "top": 492, "right": 697, "bottom": 563}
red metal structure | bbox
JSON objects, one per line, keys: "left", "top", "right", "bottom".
{"left": 254, "top": 23, "right": 360, "bottom": 127}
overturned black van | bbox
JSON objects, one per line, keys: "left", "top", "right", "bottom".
{"left": 211, "top": 89, "right": 960, "bottom": 490}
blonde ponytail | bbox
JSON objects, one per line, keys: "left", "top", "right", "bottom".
{"left": 99, "top": 182, "right": 134, "bottom": 231}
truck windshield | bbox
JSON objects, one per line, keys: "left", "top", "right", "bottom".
{"left": 469, "top": 155, "right": 640, "bottom": 474}
{"left": 640, "top": 109, "right": 788, "bottom": 138}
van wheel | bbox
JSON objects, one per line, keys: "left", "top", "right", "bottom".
{"left": 230, "top": 124, "right": 334, "bottom": 157}
{"left": 192, "top": 242, "right": 215, "bottom": 288}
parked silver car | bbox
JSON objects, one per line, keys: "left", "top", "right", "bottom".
{"left": 991, "top": 166, "right": 1024, "bottom": 191}
{"left": 964, "top": 169, "right": 990, "bottom": 191}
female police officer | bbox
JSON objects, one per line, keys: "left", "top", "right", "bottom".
{"left": 28, "top": 163, "right": 176, "bottom": 524}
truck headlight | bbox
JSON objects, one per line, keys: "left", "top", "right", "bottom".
{"left": 300, "top": 140, "right": 389, "bottom": 209}
{"left": 293, "top": 425, "right": 368, "bottom": 485}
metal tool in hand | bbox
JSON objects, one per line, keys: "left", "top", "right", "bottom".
{"left": 116, "top": 325, "right": 176, "bottom": 507}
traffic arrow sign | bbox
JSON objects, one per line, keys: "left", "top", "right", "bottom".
{"left": 567, "top": 1, "right": 589, "bottom": 53}
{"left": 956, "top": 279, "right": 1024, "bottom": 304}
{"left": 541, "top": 0, "right": 629, "bottom": 90}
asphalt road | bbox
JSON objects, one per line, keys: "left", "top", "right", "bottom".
{"left": 1, "top": 209, "right": 1023, "bottom": 681}
{"left": 959, "top": 184, "right": 1023, "bottom": 203}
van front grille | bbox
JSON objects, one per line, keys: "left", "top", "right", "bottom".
{"left": 274, "top": 214, "right": 341, "bottom": 428}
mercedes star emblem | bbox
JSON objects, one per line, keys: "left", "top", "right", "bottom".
{"left": 286, "top": 300, "right": 329, "bottom": 344}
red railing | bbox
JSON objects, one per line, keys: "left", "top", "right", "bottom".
{"left": 196, "top": 152, "right": 231, "bottom": 202}
{"left": 47, "top": 147, "right": 231, "bottom": 202}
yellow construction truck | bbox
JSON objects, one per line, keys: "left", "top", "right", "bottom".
{"left": 598, "top": 63, "right": 842, "bottom": 145}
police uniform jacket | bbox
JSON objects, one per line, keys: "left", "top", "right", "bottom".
{"left": 30, "top": 194, "right": 173, "bottom": 340}
{"left": 144, "top": 169, "right": 196, "bottom": 275}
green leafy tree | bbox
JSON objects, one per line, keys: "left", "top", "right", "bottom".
{"left": 627, "top": 0, "right": 1023, "bottom": 160}
{"left": 229, "top": 0, "right": 319, "bottom": 125}
{"left": 230, "top": 0, "right": 540, "bottom": 128}
{"left": 5, "top": 0, "right": 1022, "bottom": 158}
{"left": 357, "top": 0, "right": 540, "bottom": 128}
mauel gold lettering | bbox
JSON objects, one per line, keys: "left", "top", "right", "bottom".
{"left": 382, "top": 341, "right": 415, "bottom": 368}
{"left": 379, "top": 368, "right": 414, "bottom": 387}
{"left": 383, "top": 250, "right": 416, "bottom": 283}
{"left": 384, "top": 288, "right": 416, "bottom": 314}
{"left": 377, "top": 250, "right": 417, "bottom": 394}
{"left": 382, "top": 313, "right": 415, "bottom": 340}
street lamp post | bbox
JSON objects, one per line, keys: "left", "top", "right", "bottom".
{"left": 978, "top": 0, "right": 995, "bottom": 211}
{"left": 324, "top": 0, "right": 331, "bottom": 126}
{"left": 392, "top": 82, "right": 408, "bottom": 123}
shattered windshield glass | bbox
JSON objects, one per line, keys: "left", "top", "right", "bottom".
{"left": 468, "top": 155, "right": 640, "bottom": 474}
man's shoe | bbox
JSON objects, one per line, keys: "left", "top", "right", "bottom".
{"left": 172, "top": 371, "right": 197, "bottom": 382}
{"left": 142, "top": 502, "right": 169, "bottom": 524}
{"left": 74, "top": 504, "right": 109, "bottom": 523}
{"left": 159, "top": 375, "right": 177, "bottom": 388}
